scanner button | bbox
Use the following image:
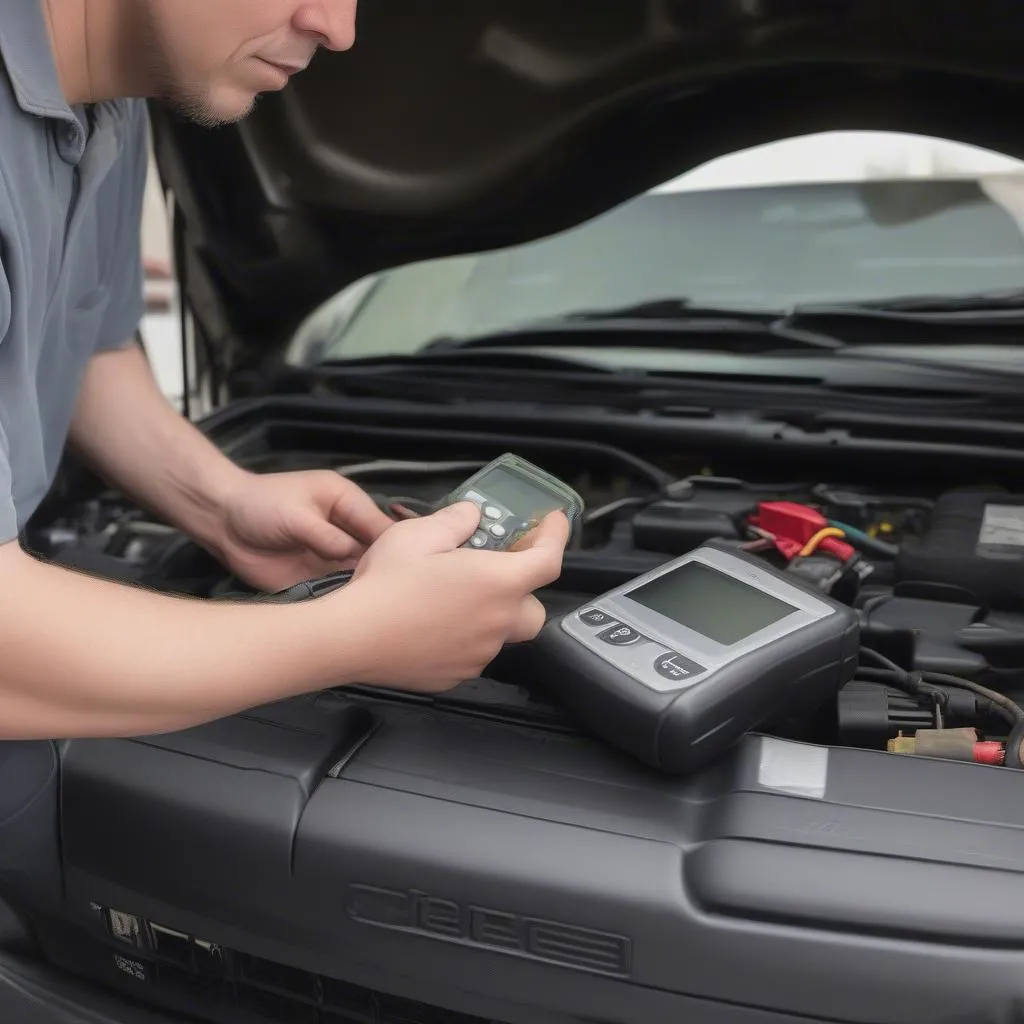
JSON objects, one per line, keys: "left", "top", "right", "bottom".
{"left": 483, "top": 506, "right": 503, "bottom": 520}
{"left": 599, "top": 624, "right": 644, "bottom": 646}
{"left": 579, "top": 608, "right": 614, "bottom": 627}
{"left": 468, "top": 532, "right": 489, "bottom": 549}
{"left": 654, "top": 652, "right": 704, "bottom": 681}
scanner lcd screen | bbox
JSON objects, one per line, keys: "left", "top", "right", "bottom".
{"left": 473, "top": 468, "right": 562, "bottom": 513}
{"left": 626, "top": 560, "right": 798, "bottom": 645}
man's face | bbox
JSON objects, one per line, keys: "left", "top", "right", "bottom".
{"left": 140, "top": 0, "right": 357, "bottom": 125}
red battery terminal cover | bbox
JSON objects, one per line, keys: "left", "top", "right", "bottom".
{"left": 750, "top": 501, "right": 856, "bottom": 562}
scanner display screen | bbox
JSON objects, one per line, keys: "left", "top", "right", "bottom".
{"left": 473, "top": 468, "right": 562, "bottom": 513}
{"left": 626, "top": 560, "right": 798, "bottom": 645}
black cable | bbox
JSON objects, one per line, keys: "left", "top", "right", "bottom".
{"left": 857, "top": 647, "right": 1024, "bottom": 730}
{"left": 172, "top": 206, "right": 190, "bottom": 422}
{"left": 922, "top": 672, "right": 1024, "bottom": 728}
{"left": 583, "top": 495, "right": 650, "bottom": 524}
{"left": 337, "top": 459, "right": 486, "bottom": 479}
{"left": 382, "top": 496, "right": 435, "bottom": 516}
{"left": 857, "top": 646, "right": 912, "bottom": 676}
{"left": 855, "top": 664, "right": 945, "bottom": 704}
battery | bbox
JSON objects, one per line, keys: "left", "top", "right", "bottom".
{"left": 896, "top": 490, "right": 1024, "bottom": 607}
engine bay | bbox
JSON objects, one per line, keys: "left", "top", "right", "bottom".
{"left": 25, "top": 405, "right": 1024, "bottom": 770}
{"left": 14, "top": 399, "right": 1024, "bottom": 1024}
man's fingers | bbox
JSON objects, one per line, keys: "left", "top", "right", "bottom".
{"left": 382, "top": 503, "right": 563, "bottom": 569}
{"left": 329, "top": 482, "right": 395, "bottom": 544}
{"left": 397, "top": 501, "right": 482, "bottom": 554}
{"left": 293, "top": 509, "right": 363, "bottom": 564}
{"left": 507, "top": 510, "right": 570, "bottom": 553}
{"left": 529, "top": 510, "right": 571, "bottom": 549}
{"left": 511, "top": 511, "right": 570, "bottom": 587}
{"left": 508, "top": 594, "right": 548, "bottom": 643}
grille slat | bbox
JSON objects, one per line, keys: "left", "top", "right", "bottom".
{"left": 92, "top": 904, "right": 504, "bottom": 1024}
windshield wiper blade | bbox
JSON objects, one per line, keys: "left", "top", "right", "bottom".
{"left": 792, "top": 288, "right": 1024, "bottom": 323}
{"left": 315, "top": 347, "right": 622, "bottom": 374}
{"left": 559, "top": 298, "right": 781, "bottom": 323}
{"left": 588, "top": 292, "right": 1024, "bottom": 321}
{"left": 425, "top": 305, "right": 843, "bottom": 354}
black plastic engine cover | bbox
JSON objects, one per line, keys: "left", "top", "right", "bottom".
{"left": 16, "top": 685, "right": 1024, "bottom": 1024}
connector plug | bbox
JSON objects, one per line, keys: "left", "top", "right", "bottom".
{"left": 886, "top": 727, "right": 1005, "bottom": 765}
{"left": 750, "top": 501, "right": 855, "bottom": 561}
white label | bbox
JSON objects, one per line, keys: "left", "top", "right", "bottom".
{"left": 979, "top": 504, "right": 1024, "bottom": 548}
{"left": 757, "top": 737, "right": 828, "bottom": 799}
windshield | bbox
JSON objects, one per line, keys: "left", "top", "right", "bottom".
{"left": 288, "top": 132, "right": 1024, "bottom": 367}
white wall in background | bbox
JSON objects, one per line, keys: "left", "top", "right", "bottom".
{"left": 142, "top": 148, "right": 171, "bottom": 268}
{"left": 654, "top": 131, "right": 1024, "bottom": 193}
{"left": 139, "top": 149, "right": 181, "bottom": 406}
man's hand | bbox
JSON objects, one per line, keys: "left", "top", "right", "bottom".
{"left": 341, "top": 502, "right": 570, "bottom": 692}
{"left": 0, "top": 501, "right": 568, "bottom": 740}
{"left": 214, "top": 470, "right": 394, "bottom": 592}
{"left": 70, "top": 345, "right": 400, "bottom": 592}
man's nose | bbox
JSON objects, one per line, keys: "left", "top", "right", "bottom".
{"left": 293, "top": 0, "right": 357, "bottom": 52}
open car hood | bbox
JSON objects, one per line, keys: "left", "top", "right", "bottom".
{"left": 149, "top": 0, "right": 1024, "bottom": 371}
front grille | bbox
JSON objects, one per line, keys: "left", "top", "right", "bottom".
{"left": 92, "top": 904, "right": 494, "bottom": 1024}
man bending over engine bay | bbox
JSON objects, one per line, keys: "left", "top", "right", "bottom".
{"left": 0, "top": 0, "right": 569, "bottom": 737}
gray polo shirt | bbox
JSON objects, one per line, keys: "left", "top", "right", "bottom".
{"left": 0, "top": 0, "right": 147, "bottom": 545}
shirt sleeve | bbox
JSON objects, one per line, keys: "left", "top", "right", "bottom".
{"left": 0, "top": 427, "right": 15, "bottom": 546}
{"left": 0, "top": 259, "right": 15, "bottom": 544}
{"left": 94, "top": 99, "right": 149, "bottom": 353}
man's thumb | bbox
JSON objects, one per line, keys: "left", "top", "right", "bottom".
{"left": 412, "top": 501, "right": 482, "bottom": 552}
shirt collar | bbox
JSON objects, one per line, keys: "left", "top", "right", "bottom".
{"left": 0, "top": 0, "right": 76, "bottom": 122}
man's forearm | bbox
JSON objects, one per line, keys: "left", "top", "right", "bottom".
{"left": 0, "top": 541, "right": 373, "bottom": 739}
{"left": 68, "top": 341, "right": 246, "bottom": 551}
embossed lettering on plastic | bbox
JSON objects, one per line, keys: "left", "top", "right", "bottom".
{"left": 347, "top": 884, "right": 631, "bottom": 976}
{"left": 112, "top": 954, "right": 147, "bottom": 982}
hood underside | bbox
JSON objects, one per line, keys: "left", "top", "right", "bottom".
{"left": 148, "top": 0, "right": 1024, "bottom": 370}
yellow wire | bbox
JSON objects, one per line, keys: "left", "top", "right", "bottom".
{"left": 799, "top": 527, "right": 845, "bottom": 557}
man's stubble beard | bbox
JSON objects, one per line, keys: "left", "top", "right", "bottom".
{"left": 135, "top": 5, "right": 255, "bottom": 127}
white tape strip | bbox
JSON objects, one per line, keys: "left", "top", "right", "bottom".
{"left": 757, "top": 736, "right": 829, "bottom": 799}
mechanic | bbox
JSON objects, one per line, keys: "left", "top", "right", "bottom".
{"left": 0, "top": 0, "right": 569, "bottom": 739}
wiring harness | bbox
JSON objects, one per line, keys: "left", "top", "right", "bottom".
{"left": 335, "top": 460, "right": 916, "bottom": 570}
{"left": 855, "top": 646, "right": 1024, "bottom": 767}
{"left": 747, "top": 500, "right": 899, "bottom": 561}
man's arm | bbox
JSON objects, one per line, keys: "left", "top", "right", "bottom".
{"left": 66, "top": 100, "right": 246, "bottom": 556}
{"left": 67, "top": 341, "right": 395, "bottom": 589}
{"left": 67, "top": 104, "right": 395, "bottom": 589}
{"left": 0, "top": 538, "right": 360, "bottom": 738}
{"left": 67, "top": 340, "right": 248, "bottom": 554}
{"left": 0, "top": 105, "right": 568, "bottom": 740}
{"left": 0, "top": 502, "right": 567, "bottom": 740}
